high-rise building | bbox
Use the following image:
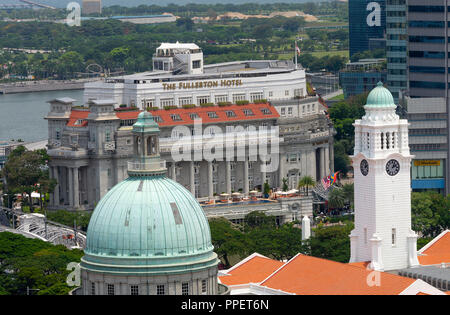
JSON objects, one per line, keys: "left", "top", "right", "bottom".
{"left": 386, "top": 0, "right": 407, "bottom": 103}
{"left": 406, "top": 1, "right": 449, "bottom": 195}
{"left": 82, "top": 0, "right": 102, "bottom": 15}
{"left": 349, "top": 0, "right": 386, "bottom": 58}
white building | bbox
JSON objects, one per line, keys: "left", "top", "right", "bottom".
{"left": 350, "top": 82, "right": 420, "bottom": 271}
{"left": 84, "top": 43, "right": 312, "bottom": 111}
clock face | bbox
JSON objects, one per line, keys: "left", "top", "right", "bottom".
{"left": 386, "top": 159, "right": 400, "bottom": 176}
{"left": 360, "top": 159, "right": 369, "bottom": 176}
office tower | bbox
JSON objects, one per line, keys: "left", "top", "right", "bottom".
{"left": 349, "top": 0, "right": 386, "bottom": 58}
{"left": 386, "top": 0, "right": 407, "bottom": 103}
{"left": 407, "top": 1, "right": 449, "bottom": 194}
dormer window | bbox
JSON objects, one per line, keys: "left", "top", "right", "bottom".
{"left": 207, "top": 112, "right": 218, "bottom": 119}
{"left": 153, "top": 116, "right": 162, "bottom": 123}
{"left": 190, "top": 113, "right": 200, "bottom": 120}
{"left": 170, "top": 114, "right": 182, "bottom": 122}
{"left": 243, "top": 109, "right": 254, "bottom": 116}
{"left": 74, "top": 119, "right": 84, "bottom": 126}
{"left": 226, "top": 111, "right": 236, "bottom": 118}
{"left": 261, "top": 108, "right": 271, "bottom": 115}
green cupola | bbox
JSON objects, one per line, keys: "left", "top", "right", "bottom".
{"left": 80, "top": 111, "right": 219, "bottom": 276}
{"left": 365, "top": 82, "right": 396, "bottom": 108}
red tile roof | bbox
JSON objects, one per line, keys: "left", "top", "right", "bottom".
{"left": 67, "top": 110, "right": 90, "bottom": 127}
{"left": 219, "top": 254, "right": 284, "bottom": 286}
{"left": 69, "top": 103, "right": 279, "bottom": 128}
{"left": 418, "top": 230, "right": 450, "bottom": 266}
{"left": 260, "top": 254, "right": 415, "bottom": 295}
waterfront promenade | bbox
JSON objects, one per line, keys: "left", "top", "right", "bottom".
{"left": 0, "top": 79, "right": 99, "bottom": 94}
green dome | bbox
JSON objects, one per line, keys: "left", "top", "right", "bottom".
{"left": 81, "top": 176, "right": 218, "bottom": 275}
{"left": 365, "top": 82, "right": 396, "bottom": 108}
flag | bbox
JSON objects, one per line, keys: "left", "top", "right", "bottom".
{"left": 296, "top": 44, "right": 301, "bottom": 56}
{"left": 330, "top": 171, "right": 340, "bottom": 185}
{"left": 322, "top": 175, "right": 331, "bottom": 190}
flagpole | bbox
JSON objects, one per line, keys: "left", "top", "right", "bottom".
{"left": 295, "top": 40, "right": 298, "bottom": 70}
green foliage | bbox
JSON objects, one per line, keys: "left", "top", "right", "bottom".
{"left": 305, "top": 223, "right": 354, "bottom": 263}
{"left": 298, "top": 53, "right": 347, "bottom": 73}
{"left": 1, "top": 146, "right": 55, "bottom": 212}
{"left": 282, "top": 178, "right": 289, "bottom": 192}
{"left": 411, "top": 192, "right": 450, "bottom": 238}
{"left": 298, "top": 176, "right": 315, "bottom": 196}
{"left": 0, "top": 232, "right": 83, "bottom": 295}
{"left": 46, "top": 210, "right": 92, "bottom": 232}
{"left": 327, "top": 187, "right": 346, "bottom": 210}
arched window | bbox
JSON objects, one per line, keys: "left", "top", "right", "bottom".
{"left": 381, "top": 133, "right": 384, "bottom": 150}
{"left": 386, "top": 132, "right": 390, "bottom": 149}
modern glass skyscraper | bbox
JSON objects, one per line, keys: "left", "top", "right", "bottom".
{"left": 386, "top": 0, "right": 407, "bottom": 103}
{"left": 349, "top": 0, "right": 386, "bottom": 57}
{"left": 406, "top": 1, "right": 449, "bottom": 195}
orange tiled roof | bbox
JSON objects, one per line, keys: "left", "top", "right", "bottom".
{"left": 67, "top": 110, "right": 89, "bottom": 127}
{"left": 84, "top": 103, "right": 279, "bottom": 127}
{"left": 219, "top": 255, "right": 284, "bottom": 286}
{"left": 260, "top": 254, "right": 415, "bottom": 295}
{"left": 419, "top": 230, "right": 450, "bottom": 266}
{"left": 348, "top": 261, "right": 370, "bottom": 269}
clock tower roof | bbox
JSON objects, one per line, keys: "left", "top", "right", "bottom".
{"left": 365, "top": 82, "right": 396, "bottom": 108}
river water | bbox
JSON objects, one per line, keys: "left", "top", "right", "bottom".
{"left": 0, "top": 90, "right": 84, "bottom": 143}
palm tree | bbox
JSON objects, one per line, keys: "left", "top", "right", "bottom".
{"left": 282, "top": 178, "right": 289, "bottom": 192}
{"left": 327, "top": 187, "right": 346, "bottom": 210}
{"left": 298, "top": 176, "right": 315, "bottom": 196}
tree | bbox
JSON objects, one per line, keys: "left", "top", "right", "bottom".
{"left": 305, "top": 223, "right": 353, "bottom": 263}
{"left": 209, "top": 218, "right": 247, "bottom": 268}
{"left": 282, "top": 178, "right": 289, "bottom": 192}
{"left": 327, "top": 187, "right": 346, "bottom": 210}
{"left": 298, "top": 176, "right": 315, "bottom": 196}
{"left": 342, "top": 183, "right": 354, "bottom": 209}
{"left": 1, "top": 146, "right": 55, "bottom": 213}
{"left": 411, "top": 192, "right": 449, "bottom": 238}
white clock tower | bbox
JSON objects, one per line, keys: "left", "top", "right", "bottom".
{"left": 349, "top": 82, "right": 420, "bottom": 271}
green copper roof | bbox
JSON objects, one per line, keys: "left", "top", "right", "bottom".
{"left": 365, "top": 82, "right": 396, "bottom": 108}
{"left": 133, "top": 111, "right": 160, "bottom": 134}
{"left": 82, "top": 176, "right": 217, "bottom": 274}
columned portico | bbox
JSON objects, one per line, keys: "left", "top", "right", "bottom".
{"left": 319, "top": 148, "right": 325, "bottom": 179}
{"left": 243, "top": 158, "right": 249, "bottom": 195}
{"left": 207, "top": 161, "right": 214, "bottom": 199}
{"left": 73, "top": 167, "right": 80, "bottom": 208}
{"left": 68, "top": 167, "right": 74, "bottom": 207}
{"left": 225, "top": 161, "right": 232, "bottom": 195}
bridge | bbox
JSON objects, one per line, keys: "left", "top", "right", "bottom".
{"left": 19, "top": 0, "right": 56, "bottom": 10}
{"left": 0, "top": 206, "right": 86, "bottom": 249}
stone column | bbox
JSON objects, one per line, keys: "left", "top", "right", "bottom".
{"left": 329, "top": 140, "right": 335, "bottom": 174}
{"left": 190, "top": 161, "right": 195, "bottom": 196}
{"left": 319, "top": 148, "right": 325, "bottom": 179}
{"left": 53, "top": 166, "right": 60, "bottom": 207}
{"left": 208, "top": 162, "right": 214, "bottom": 199}
{"left": 73, "top": 167, "right": 80, "bottom": 208}
{"left": 68, "top": 167, "right": 74, "bottom": 207}
{"left": 244, "top": 158, "right": 249, "bottom": 195}
{"left": 279, "top": 154, "right": 285, "bottom": 188}
{"left": 261, "top": 158, "right": 267, "bottom": 189}
{"left": 225, "top": 161, "right": 232, "bottom": 195}
{"left": 171, "top": 163, "right": 176, "bottom": 181}
{"left": 324, "top": 146, "right": 330, "bottom": 176}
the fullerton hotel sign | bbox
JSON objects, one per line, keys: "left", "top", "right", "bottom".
{"left": 162, "top": 79, "right": 243, "bottom": 91}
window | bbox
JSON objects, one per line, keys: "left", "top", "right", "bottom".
{"left": 364, "top": 228, "right": 367, "bottom": 244}
{"left": 261, "top": 108, "right": 271, "bottom": 115}
{"left": 285, "top": 90, "right": 290, "bottom": 96}
{"left": 55, "top": 128, "right": 61, "bottom": 140}
{"left": 232, "top": 94, "right": 246, "bottom": 103}
{"left": 105, "top": 128, "right": 111, "bottom": 142}
{"left": 153, "top": 116, "right": 163, "bottom": 123}
{"left": 250, "top": 92, "right": 264, "bottom": 102}
{"left": 130, "top": 285, "right": 139, "bottom": 296}
{"left": 107, "top": 284, "right": 115, "bottom": 296}
{"left": 161, "top": 98, "right": 175, "bottom": 107}
{"left": 91, "top": 282, "right": 96, "bottom": 295}
{"left": 207, "top": 112, "right": 219, "bottom": 119}
{"left": 201, "top": 280, "right": 207, "bottom": 294}
{"left": 392, "top": 228, "right": 397, "bottom": 246}
{"left": 157, "top": 285, "right": 165, "bottom": 295}
{"left": 182, "top": 282, "right": 189, "bottom": 295}
{"left": 288, "top": 107, "right": 293, "bottom": 116}
{"left": 179, "top": 97, "right": 193, "bottom": 106}
{"left": 215, "top": 95, "right": 228, "bottom": 103}
{"left": 192, "top": 60, "right": 201, "bottom": 69}
{"left": 170, "top": 114, "right": 182, "bottom": 122}
{"left": 280, "top": 108, "right": 286, "bottom": 116}
{"left": 226, "top": 111, "right": 236, "bottom": 118}
{"left": 269, "top": 91, "right": 273, "bottom": 97}
{"left": 243, "top": 109, "right": 254, "bottom": 116}
{"left": 190, "top": 113, "right": 200, "bottom": 120}
{"left": 197, "top": 96, "right": 210, "bottom": 105}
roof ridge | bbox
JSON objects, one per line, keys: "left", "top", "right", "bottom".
{"left": 419, "top": 230, "right": 449, "bottom": 254}
{"left": 260, "top": 253, "right": 302, "bottom": 284}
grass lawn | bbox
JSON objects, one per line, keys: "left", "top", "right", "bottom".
{"left": 329, "top": 93, "right": 345, "bottom": 101}
{"left": 310, "top": 50, "right": 349, "bottom": 59}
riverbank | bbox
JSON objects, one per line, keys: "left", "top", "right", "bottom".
{"left": 0, "top": 79, "right": 99, "bottom": 94}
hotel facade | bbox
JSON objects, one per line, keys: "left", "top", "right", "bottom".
{"left": 46, "top": 43, "right": 335, "bottom": 211}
